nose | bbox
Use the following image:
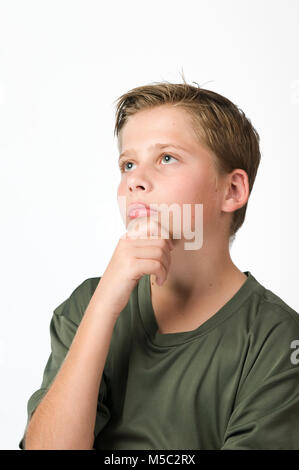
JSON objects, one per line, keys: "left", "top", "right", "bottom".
{"left": 127, "top": 168, "right": 153, "bottom": 193}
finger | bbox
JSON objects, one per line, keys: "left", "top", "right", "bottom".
{"left": 126, "top": 229, "right": 174, "bottom": 251}
{"left": 127, "top": 217, "right": 171, "bottom": 240}
{"left": 134, "top": 246, "right": 171, "bottom": 273}
{"left": 129, "top": 236, "right": 174, "bottom": 252}
{"left": 133, "top": 259, "right": 167, "bottom": 286}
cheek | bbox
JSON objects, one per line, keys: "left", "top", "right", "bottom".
{"left": 117, "top": 180, "right": 126, "bottom": 198}
{"left": 174, "top": 174, "right": 220, "bottom": 233}
{"left": 166, "top": 176, "right": 200, "bottom": 203}
{"left": 159, "top": 177, "right": 203, "bottom": 236}
{"left": 170, "top": 174, "right": 211, "bottom": 204}
{"left": 116, "top": 182, "right": 127, "bottom": 225}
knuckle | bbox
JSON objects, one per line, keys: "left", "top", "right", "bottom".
{"left": 158, "top": 238, "right": 167, "bottom": 247}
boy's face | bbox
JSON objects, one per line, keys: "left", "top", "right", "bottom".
{"left": 117, "top": 104, "right": 228, "bottom": 241}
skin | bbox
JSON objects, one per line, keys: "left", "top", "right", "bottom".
{"left": 116, "top": 104, "right": 250, "bottom": 332}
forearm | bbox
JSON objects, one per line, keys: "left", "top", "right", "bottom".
{"left": 25, "top": 291, "right": 118, "bottom": 450}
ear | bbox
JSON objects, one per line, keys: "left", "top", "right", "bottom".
{"left": 221, "top": 169, "right": 249, "bottom": 213}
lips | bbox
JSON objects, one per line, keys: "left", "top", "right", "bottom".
{"left": 128, "top": 202, "right": 158, "bottom": 219}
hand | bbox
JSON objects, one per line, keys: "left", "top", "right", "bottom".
{"left": 94, "top": 217, "right": 174, "bottom": 318}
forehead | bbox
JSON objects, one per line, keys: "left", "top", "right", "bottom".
{"left": 118, "top": 105, "right": 198, "bottom": 151}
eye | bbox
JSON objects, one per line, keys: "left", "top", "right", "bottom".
{"left": 161, "top": 153, "right": 177, "bottom": 165}
{"left": 119, "top": 160, "right": 135, "bottom": 172}
{"left": 119, "top": 153, "right": 178, "bottom": 173}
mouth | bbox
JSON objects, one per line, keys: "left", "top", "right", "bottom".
{"left": 128, "top": 207, "right": 158, "bottom": 219}
{"left": 128, "top": 203, "right": 158, "bottom": 219}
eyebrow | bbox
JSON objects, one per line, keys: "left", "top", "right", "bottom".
{"left": 118, "top": 143, "right": 189, "bottom": 161}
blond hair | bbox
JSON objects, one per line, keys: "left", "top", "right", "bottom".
{"left": 113, "top": 73, "right": 261, "bottom": 243}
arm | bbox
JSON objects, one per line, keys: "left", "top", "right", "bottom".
{"left": 221, "top": 367, "right": 299, "bottom": 449}
{"left": 221, "top": 309, "right": 299, "bottom": 450}
{"left": 24, "top": 287, "right": 118, "bottom": 450}
{"left": 22, "top": 228, "right": 172, "bottom": 449}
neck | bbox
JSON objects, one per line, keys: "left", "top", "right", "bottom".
{"left": 150, "top": 235, "right": 246, "bottom": 306}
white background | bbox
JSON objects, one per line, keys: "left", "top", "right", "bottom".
{"left": 0, "top": 0, "right": 298, "bottom": 450}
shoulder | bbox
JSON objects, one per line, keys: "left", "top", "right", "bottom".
{"left": 241, "top": 272, "right": 299, "bottom": 334}
{"left": 227, "top": 272, "right": 299, "bottom": 343}
{"left": 239, "top": 282, "right": 299, "bottom": 385}
{"left": 231, "top": 281, "right": 299, "bottom": 406}
{"left": 53, "top": 276, "right": 102, "bottom": 325}
{"left": 70, "top": 276, "right": 102, "bottom": 300}
{"left": 253, "top": 285, "right": 299, "bottom": 334}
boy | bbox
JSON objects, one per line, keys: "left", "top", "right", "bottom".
{"left": 19, "top": 79, "right": 299, "bottom": 450}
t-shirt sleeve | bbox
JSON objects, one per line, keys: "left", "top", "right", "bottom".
{"left": 221, "top": 303, "right": 299, "bottom": 450}
{"left": 19, "top": 277, "right": 112, "bottom": 450}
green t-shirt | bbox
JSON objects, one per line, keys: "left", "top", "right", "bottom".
{"left": 19, "top": 271, "right": 299, "bottom": 450}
